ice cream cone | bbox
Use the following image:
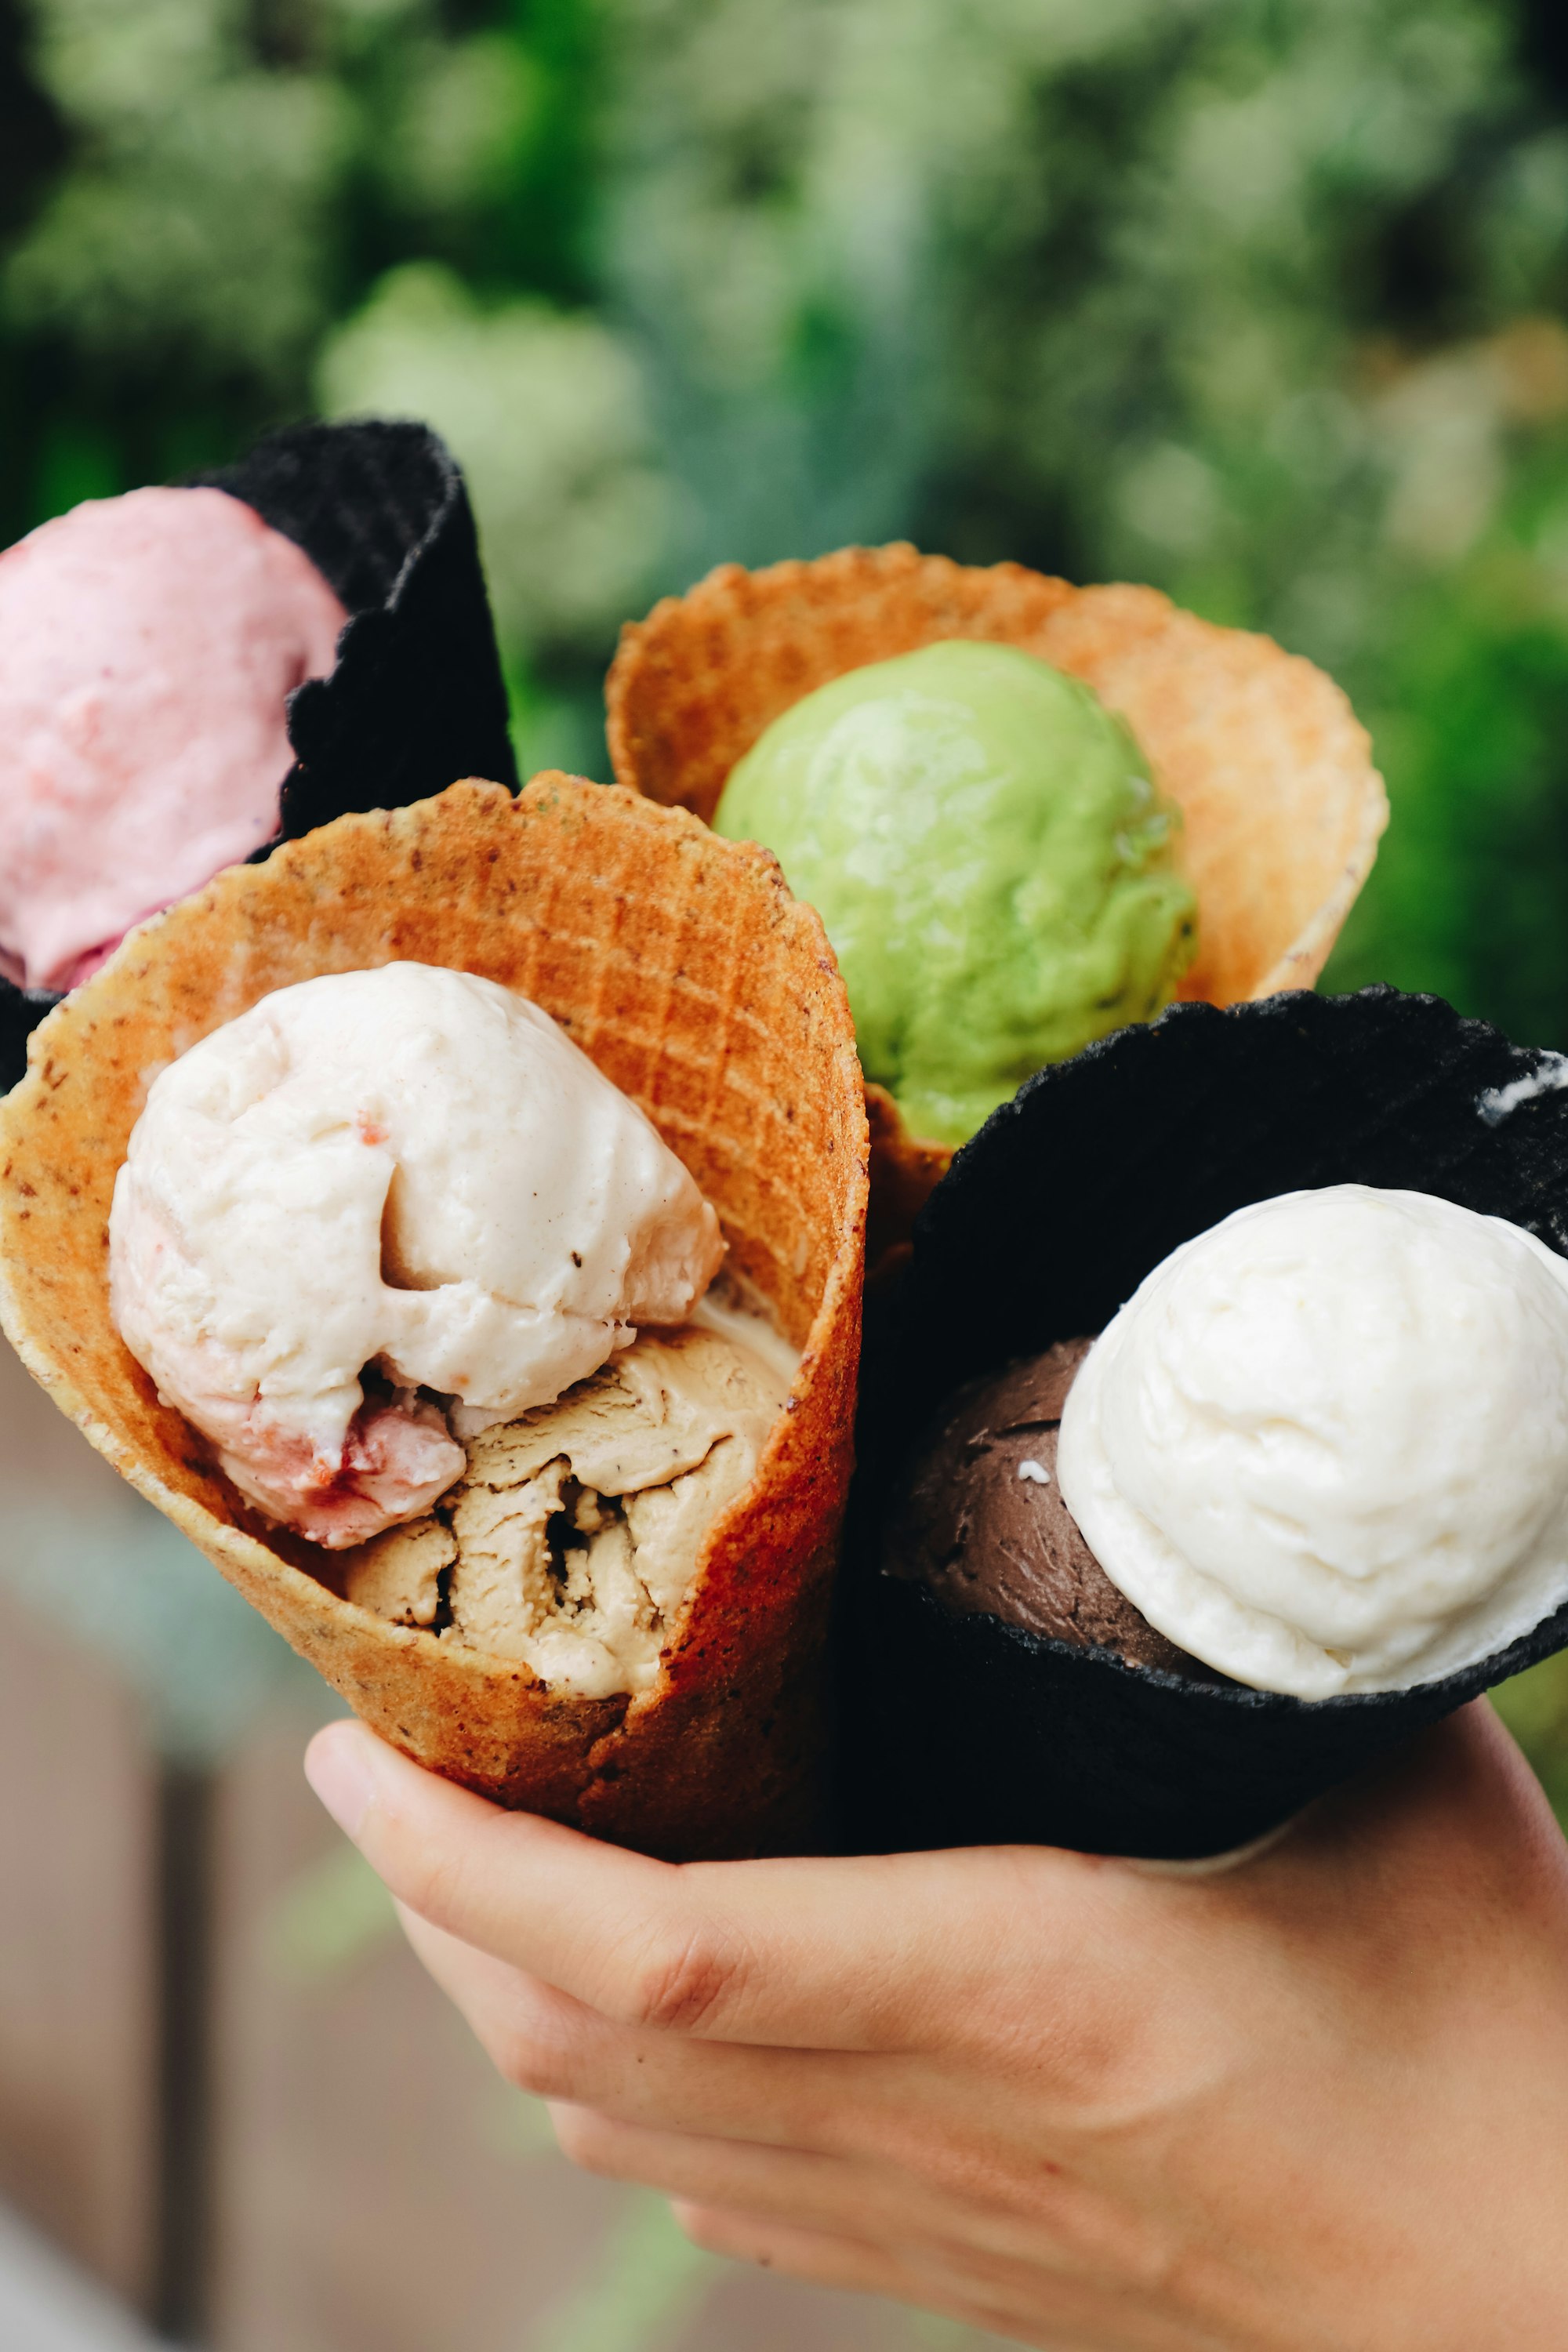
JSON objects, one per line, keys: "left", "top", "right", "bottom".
{"left": 1, "top": 420, "right": 517, "bottom": 1091}
{"left": 0, "top": 778, "right": 867, "bottom": 1859}
{"left": 606, "top": 543, "right": 1388, "bottom": 1242}
{"left": 844, "top": 986, "right": 1568, "bottom": 1859}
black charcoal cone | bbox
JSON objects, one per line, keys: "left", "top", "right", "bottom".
{"left": 842, "top": 986, "right": 1568, "bottom": 1860}
{"left": 201, "top": 420, "right": 518, "bottom": 840}
{"left": 4, "top": 993, "right": 56, "bottom": 1092}
{"left": 2, "top": 419, "right": 517, "bottom": 1091}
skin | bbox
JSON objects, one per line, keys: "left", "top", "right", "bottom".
{"left": 305, "top": 1702, "right": 1568, "bottom": 2351}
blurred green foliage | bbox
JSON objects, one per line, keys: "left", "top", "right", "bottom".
{"left": 1492, "top": 1648, "right": 1568, "bottom": 1820}
{"left": 7, "top": 21, "right": 1567, "bottom": 2347}
{"left": 5, "top": 1, "right": 1566, "bottom": 1003}
{"left": 4, "top": 0, "right": 1568, "bottom": 1831}
{"left": 526, "top": 2196, "right": 719, "bottom": 2352}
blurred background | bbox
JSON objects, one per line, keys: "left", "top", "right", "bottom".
{"left": 2, "top": 0, "right": 1568, "bottom": 2346}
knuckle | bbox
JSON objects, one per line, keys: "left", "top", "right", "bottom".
{"left": 550, "top": 2105, "right": 626, "bottom": 2179}
{"left": 671, "top": 2201, "right": 740, "bottom": 2258}
{"left": 494, "top": 2012, "right": 595, "bottom": 2104}
{"left": 1033, "top": 1996, "right": 1148, "bottom": 2103}
{"left": 626, "top": 1920, "right": 750, "bottom": 2034}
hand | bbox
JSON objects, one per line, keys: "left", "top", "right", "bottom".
{"left": 304, "top": 1701, "right": 1568, "bottom": 2351}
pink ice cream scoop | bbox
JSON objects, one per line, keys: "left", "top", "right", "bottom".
{"left": 0, "top": 485, "right": 347, "bottom": 992}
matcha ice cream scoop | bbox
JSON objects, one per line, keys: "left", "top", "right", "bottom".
{"left": 712, "top": 640, "right": 1197, "bottom": 1144}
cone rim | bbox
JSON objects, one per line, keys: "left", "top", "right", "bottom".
{"left": 878, "top": 1557, "right": 1568, "bottom": 1719}
{"left": 607, "top": 541, "right": 1390, "bottom": 1166}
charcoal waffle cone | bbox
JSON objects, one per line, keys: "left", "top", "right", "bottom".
{"left": 847, "top": 987, "right": 1568, "bottom": 1859}
{"left": 1, "top": 419, "right": 517, "bottom": 1091}
{"left": 0, "top": 778, "right": 867, "bottom": 1859}
{"left": 607, "top": 543, "right": 1388, "bottom": 1235}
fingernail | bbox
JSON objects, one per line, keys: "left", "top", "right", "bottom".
{"left": 304, "top": 1720, "right": 377, "bottom": 1839}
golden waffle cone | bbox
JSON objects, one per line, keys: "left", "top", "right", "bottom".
{"left": 607, "top": 543, "right": 1389, "bottom": 1242}
{"left": 0, "top": 778, "right": 867, "bottom": 1859}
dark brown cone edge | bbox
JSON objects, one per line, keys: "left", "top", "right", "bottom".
{"left": 0, "top": 419, "right": 518, "bottom": 1090}
{"left": 842, "top": 985, "right": 1568, "bottom": 1860}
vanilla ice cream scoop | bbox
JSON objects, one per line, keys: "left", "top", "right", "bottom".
{"left": 1056, "top": 1185, "right": 1568, "bottom": 1697}
{"left": 0, "top": 485, "right": 346, "bottom": 991}
{"left": 109, "top": 964, "right": 725, "bottom": 1546}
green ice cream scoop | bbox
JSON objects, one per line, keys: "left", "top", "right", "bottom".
{"left": 712, "top": 639, "right": 1198, "bottom": 1145}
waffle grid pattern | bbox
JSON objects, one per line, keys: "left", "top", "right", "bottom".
{"left": 608, "top": 542, "right": 1388, "bottom": 1020}
{"left": 0, "top": 779, "right": 868, "bottom": 1857}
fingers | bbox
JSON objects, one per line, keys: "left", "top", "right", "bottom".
{"left": 549, "top": 2107, "right": 884, "bottom": 2234}
{"left": 396, "top": 1900, "right": 1162, "bottom": 2291}
{"left": 671, "top": 2202, "right": 920, "bottom": 2305}
{"left": 397, "top": 1904, "right": 887, "bottom": 2154}
{"left": 668, "top": 2205, "right": 1097, "bottom": 2350}
{"left": 546, "top": 2106, "right": 1076, "bottom": 2280}
{"left": 543, "top": 2089, "right": 1149, "bottom": 2299}
{"left": 305, "top": 1719, "right": 1110, "bottom": 2053}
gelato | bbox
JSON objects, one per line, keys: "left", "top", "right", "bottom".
{"left": 884, "top": 1340, "right": 1211, "bottom": 1679}
{"left": 0, "top": 486, "right": 347, "bottom": 991}
{"left": 1057, "top": 1186, "right": 1568, "bottom": 1698}
{"left": 347, "top": 1317, "right": 793, "bottom": 1697}
{"left": 108, "top": 962, "right": 724, "bottom": 1548}
{"left": 712, "top": 639, "right": 1197, "bottom": 1145}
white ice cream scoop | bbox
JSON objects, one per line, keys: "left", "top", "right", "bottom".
{"left": 1056, "top": 1185, "right": 1568, "bottom": 1697}
{"left": 109, "top": 963, "right": 724, "bottom": 1546}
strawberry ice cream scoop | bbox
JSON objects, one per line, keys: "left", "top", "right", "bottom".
{"left": 107, "top": 964, "right": 727, "bottom": 1547}
{"left": 0, "top": 485, "right": 346, "bottom": 992}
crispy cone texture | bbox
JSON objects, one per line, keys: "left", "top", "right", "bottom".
{"left": 0, "top": 779, "right": 868, "bottom": 1858}
{"left": 607, "top": 543, "right": 1389, "bottom": 1230}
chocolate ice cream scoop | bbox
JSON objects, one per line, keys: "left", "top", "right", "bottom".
{"left": 884, "top": 1339, "right": 1223, "bottom": 1682}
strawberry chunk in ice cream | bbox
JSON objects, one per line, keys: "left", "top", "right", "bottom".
{"left": 0, "top": 485, "right": 346, "bottom": 991}
{"left": 108, "top": 964, "right": 726, "bottom": 1547}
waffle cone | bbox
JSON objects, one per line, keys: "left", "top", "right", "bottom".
{"left": 607, "top": 543, "right": 1388, "bottom": 1232}
{"left": 0, "top": 778, "right": 867, "bottom": 1859}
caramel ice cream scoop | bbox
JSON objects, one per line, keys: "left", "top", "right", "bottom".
{"left": 348, "top": 1317, "right": 793, "bottom": 1697}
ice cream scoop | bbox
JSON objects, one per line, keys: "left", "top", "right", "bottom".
{"left": 1057, "top": 1185, "right": 1568, "bottom": 1698}
{"left": 710, "top": 639, "right": 1197, "bottom": 1145}
{"left": 848, "top": 991, "right": 1568, "bottom": 1857}
{"left": 108, "top": 962, "right": 724, "bottom": 1548}
{"left": 884, "top": 1340, "right": 1211, "bottom": 1679}
{"left": 0, "top": 486, "right": 347, "bottom": 992}
{"left": 347, "top": 1316, "right": 794, "bottom": 1697}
